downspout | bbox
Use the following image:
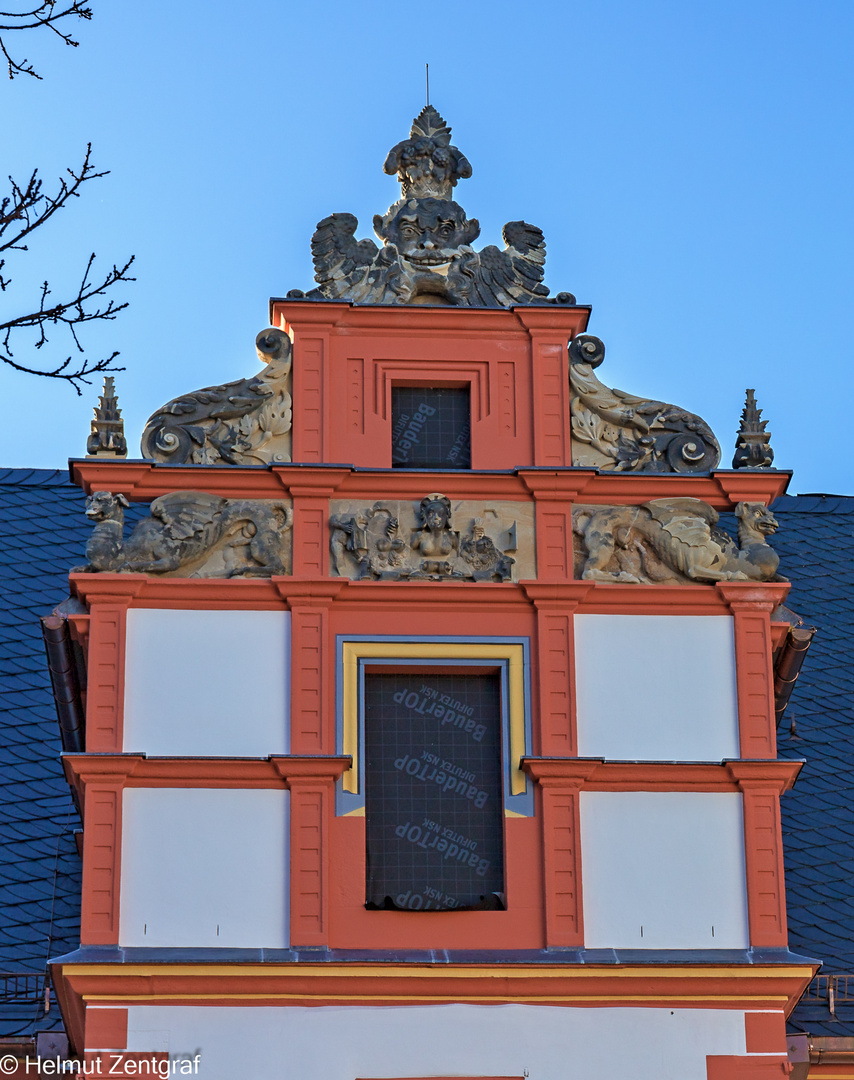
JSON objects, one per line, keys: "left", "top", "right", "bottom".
{"left": 40, "top": 613, "right": 85, "bottom": 753}
{"left": 774, "top": 625, "right": 816, "bottom": 726}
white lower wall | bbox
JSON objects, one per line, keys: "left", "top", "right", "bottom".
{"left": 123, "top": 1003, "right": 748, "bottom": 1079}
{"left": 574, "top": 615, "right": 739, "bottom": 761}
{"left": 120, "top": 788, "right": 289, "bottom": 948}
{"left": 580, "top": 791, "right": 749, "bottom": 949}
{"left": 123, "top": 609, "right": 290, "bottom": 756}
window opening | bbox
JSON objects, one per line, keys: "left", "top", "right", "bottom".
{"left": 391, "top": 386, "right": 471, "bottom": 469}
{"left": 364, "top": 670, "right": 505, "bottom": 911}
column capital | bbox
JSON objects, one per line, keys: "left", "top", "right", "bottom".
{"left": 716, "top": 581, "right": 791, "bottom": 613}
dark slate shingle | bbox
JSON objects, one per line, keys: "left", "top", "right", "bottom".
{"left": 0, "top": 469, "right": 86, "bottom": 1037}
{"left": 772, "top": 495, "right": 854, "bottom": 1034}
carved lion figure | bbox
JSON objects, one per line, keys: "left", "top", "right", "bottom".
{"left": 78, "top": 490, "right": 293, "bottom": 577}
{"left": 574, "top": 498, "right": 784, "bottom": 584}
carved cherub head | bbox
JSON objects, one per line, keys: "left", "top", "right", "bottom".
{"left": 374, "top": 198, "right": 480, "bottom": 272}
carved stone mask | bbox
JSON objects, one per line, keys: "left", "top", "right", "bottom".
{"left": 420, "top": 495, "right": 452, "bottom": 529}
{"left": 375, "top": 198, "right": 480, "bottom": 269}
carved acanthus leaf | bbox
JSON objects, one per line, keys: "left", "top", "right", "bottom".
{"left": 140, "top": 329, "right": 292, "bottom": 466}
{"left": 569, "top": 335, "right": 721, "bottom": 474}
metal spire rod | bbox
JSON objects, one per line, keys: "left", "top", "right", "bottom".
{"left": 425, "top": 63, "right": 429, "bottom": 106}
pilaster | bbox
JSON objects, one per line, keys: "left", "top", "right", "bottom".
{"left": 718, "top": 583, "right": 791, "bottom": 759}
{"left": 522, "top": 758, "right": 598, "bottom": 947}
{"left": 275, "top": 580, "right": 345, "bottom": 754}
{"left": 728, "top": 761, "right": 798, "bottom": 949}
{"left": 273, "top": 756, "right": 350, "bottom": 948}
{"left": 71, "top": 575, "right": 146, "bottom": 753}
{"left": 521, "top": 583, "right": 592, "bottom": 755}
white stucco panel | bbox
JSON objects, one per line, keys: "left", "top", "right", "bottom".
{"left": 119, "top": 788, "right": 288, "bottom": 948}
{"left": 574, "top": 614, "right": 739, "bottom": 761}
{"left": 580, "top": 791, "right": 749, "bottom": 949}
{"left": 123, "top": 608, "right": 290, "bottom": 756}
{"left": 124, "top": 1003, "right": 748, "bottom": 1079}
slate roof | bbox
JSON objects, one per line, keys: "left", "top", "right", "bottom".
{"left": 0, "top": 473, "right": 851, "bottom": 1038}
{"left": 0, "top": 469, "right": 87, "bottom": 1037}
{"left": 772, "top": 494, "right": 854, "bottom": 1035}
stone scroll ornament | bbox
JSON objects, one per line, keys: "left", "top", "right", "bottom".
{"left": 330, "top": 494, "right": 515, "bottom": 582}
{"left": 569, "top": 335, "right": 721, "bottom": 473}
{"left": 573, "top": 498, "right": 785, "bottom": 584}
{"left": 76, "top": 491, "right": 293, "bottom": 577}
{"left": 301, "top": 107, "right": 577, "bottom": 308}
{"left": 140, "top": 329, "right": 292, "bottom": 466}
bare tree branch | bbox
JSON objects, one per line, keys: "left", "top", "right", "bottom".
{"left": 0, "top": 1, "right": 91, "bottom": 79}
{"left": 0, "top": 145, "right": 135, "bottom": 392}
{"left": 0, "top": 142, "right": 108, "bottom": 259}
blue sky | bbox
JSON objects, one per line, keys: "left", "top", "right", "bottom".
{"left": 2, "top": 0, "right": 852, "bottom": 493}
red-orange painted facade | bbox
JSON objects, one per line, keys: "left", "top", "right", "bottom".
{"left": 51, "top": 301, "right": 812, "bottom": 1074}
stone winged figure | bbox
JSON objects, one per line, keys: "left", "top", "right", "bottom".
{"left": 306, "top": 107, "right": 572, "bottom": 308}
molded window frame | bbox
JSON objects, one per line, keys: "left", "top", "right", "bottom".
{"left": 335, "top": 636, "right": 533, "bottom": 818}
{"left": 390, "top": 382, "right": 473, "bottom": 470}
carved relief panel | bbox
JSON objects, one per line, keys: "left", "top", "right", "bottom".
{"left": 572, "top": 499, "right": 783, "bottom": 584}
{"left": 329, "top": 494, "right": 534, "bottom": 582}
{"left": 78, "top": 491, "right": 294, "bottom": 578}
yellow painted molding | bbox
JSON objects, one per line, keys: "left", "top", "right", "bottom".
{"left": 341, "top": 641, "right": 527, "bottom": 795}
{"left": 84, "top": 993, "right": 792, "bottom": 1005}
{"left": 62, "top": 963, "right": 815, "bottom": 982}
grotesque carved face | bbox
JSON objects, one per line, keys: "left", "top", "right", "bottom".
{"left": 86, "top": 490, "right": 129, "bottom": 521}
{"left": 375, "top": 198, "right": 480, "bottom": 270}
{"left": 736, "top": 502, "right": 779, "bottom": 536}
{"left": 420, "top": 494, "right": 452, "bottom": 530}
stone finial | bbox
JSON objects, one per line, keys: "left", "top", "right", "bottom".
{"left": 383, "top": 106, "right": 472, "bottom": 200}
{"left": 86, "top": 376, "right": 127, "bottom": 457}
{"left": 732, "top": 388, "right": 774, "bottom": 469}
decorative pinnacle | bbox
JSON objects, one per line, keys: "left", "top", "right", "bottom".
{"left": 382, "top": 106, "right": 473, "bottom": 200}
{"left": 86, "top": 375, "right": 128, "bottom": 458}
{"left": 732, "top": 388, "right": 774, "bottom": 469}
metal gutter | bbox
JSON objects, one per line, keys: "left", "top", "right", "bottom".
{"left": 39, "top": 611, "right": 85, "bottom": 754}
{"left": 810, "top": 1036, "right": 854, "bottom": 1064}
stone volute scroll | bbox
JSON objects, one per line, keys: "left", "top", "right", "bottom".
{"left": 329, "top": 493, "right": 529, "bottom": 581}
{"left": 303, "top": 106, "right": 576, "bottom": 308}
{"left": 76, "top": 490, "right": 293, "bottom": 577}
{"left": 573, "top": 498, "right": 785, "bottom": 584}
{"left": 140, "top": 328, "right": 293, "bottom": 465}
{"left": 569, "top": 334, "right": 721, "bottom": 474}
